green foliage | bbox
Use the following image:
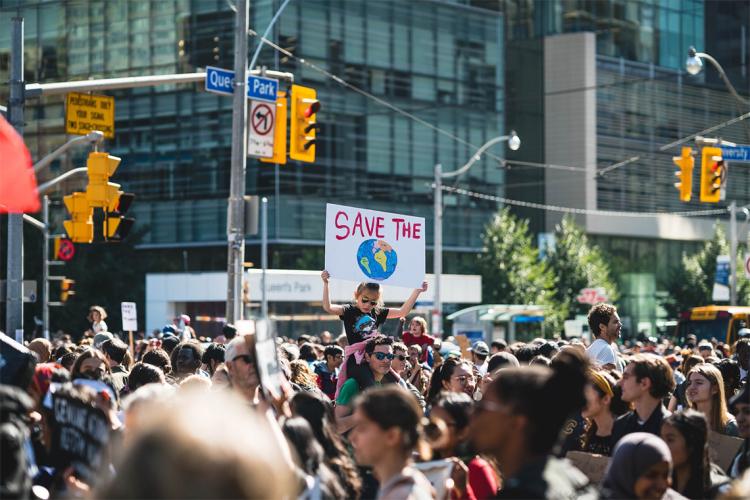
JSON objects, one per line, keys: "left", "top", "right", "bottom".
{"left": 662, "top": 224, "right": 750, "bottom": 317}
{"left": 478, "top": 207, "right": 556, "bottom": 321}
{"left": 547, "top": 216, "right": 620, "bottom": 321}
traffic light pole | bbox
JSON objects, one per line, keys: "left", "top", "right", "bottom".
{"left": 6, "top": 17, "right": 25, "bottom": 339}
{"left": 42, "top": 196, "right": 50, "bottom": 339}
{"left": 226, "top": 0, "right": 250, "bottom": 324}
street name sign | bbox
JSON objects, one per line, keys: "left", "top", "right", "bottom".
{"left": 247, "top": 100, "right": 276, "bottom": 158}
{"left": 65, "top": 92, "right": 115, "bottom": 139}
{"left": 205, "top": 66, "right": 279, "bottom": 103}
{"left": 721, "top": 145, "right": 750, "bottom": 162}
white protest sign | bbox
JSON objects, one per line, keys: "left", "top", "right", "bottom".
{"left": 247, "top": 100, "right": 275, "bottom": 158}
{"left": 325, "top": 203, "right": 425, "bottom": 288}
{"left": 121, "top": 302, "right": 137, "bottom": 331}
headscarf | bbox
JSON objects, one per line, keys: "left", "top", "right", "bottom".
{"left": 602, "top": 432, "right": 672, "bottom": 499}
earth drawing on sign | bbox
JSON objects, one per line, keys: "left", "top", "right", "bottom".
{"left": 356, "top": 239, "right": 398, "bottom": 281}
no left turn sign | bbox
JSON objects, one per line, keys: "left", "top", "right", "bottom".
{"left": 248, "top": 100, "right": 276, "bottom": 158}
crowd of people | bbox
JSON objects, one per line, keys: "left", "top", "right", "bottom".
{"left": 1, "top": 289, "right": 749, "bottom": 499}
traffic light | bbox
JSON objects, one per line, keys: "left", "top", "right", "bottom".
{"left": 63, "top": 192, "right": 93, "bottom": 243}
{"left": 60, "top": 278, "right": 75, "bottom": 303}
{"left": 699, "top": 146, "right": 724, "bottom": 203}
{"left": 103, "top": 192, "right": 135, "bottom": 241}
{"left": 260, "top": 91, "right": 288, "bottom": 165}
{"left": 289, "top": 84, "right": 319, "bottom": 163}
{"left": 672, "top": 146, "right": 694, "bottom": 202}
{"left": 85, "top": 151, "right": 122, "bottom": 209}
{"left": 85, "top": 151, "right": 135, "bottom": 242}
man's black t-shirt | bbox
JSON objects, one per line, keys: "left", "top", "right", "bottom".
{"left": 340, "top": 303, "right": 390, "bottom": 344}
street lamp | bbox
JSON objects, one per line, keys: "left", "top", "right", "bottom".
{"left": 433, "top": 131, "right": 520, "bottom": 335}
{"left": 686, "top": 46, "right": 749, "bottom": 107}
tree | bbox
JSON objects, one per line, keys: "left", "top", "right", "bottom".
{"left": 662, "top": 223, "right": 750, "bottom": 317}
{"left": 546, "top": 216, "right": 619, "bottom": 321}
{"left": 478, "top": 207, "right": 556, "bottom": 313}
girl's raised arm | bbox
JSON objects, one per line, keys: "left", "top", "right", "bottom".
{"left": 321, "top": 270, "right": 345, "bottom": 316}
{"left": 387, "top": 281, "right": 428, "bottom": 319}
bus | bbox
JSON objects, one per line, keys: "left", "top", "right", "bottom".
{"left": 675, "top": 306, "right": 750, "bottom": 345}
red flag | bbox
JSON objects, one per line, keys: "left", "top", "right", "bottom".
{"left": 0, "top": 114, "right": 39, "bottom": 213}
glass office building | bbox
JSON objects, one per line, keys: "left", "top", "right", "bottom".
{"left": 1, "top": 0, "right": 506, "bottom": 265}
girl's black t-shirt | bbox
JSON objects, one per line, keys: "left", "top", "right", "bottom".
{"left": 339, "top": 303, "right": 390, "bottom": 344}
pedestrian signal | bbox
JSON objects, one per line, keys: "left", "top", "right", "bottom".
{"left": 672, "top": 147, "right": 694, "bottom": 202}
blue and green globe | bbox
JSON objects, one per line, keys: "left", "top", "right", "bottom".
{"left": 356, "top": 239, "right": 398, "bottom": 281}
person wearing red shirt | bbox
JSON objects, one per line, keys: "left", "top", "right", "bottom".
{"left": 402, "top": 316, "right": 435, "bottom": 363}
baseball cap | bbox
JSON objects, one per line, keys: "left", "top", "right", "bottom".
{"left": 439, "top": 342, "right": 461, "bottom": 358}
{"left": 92, "top": 332, "right": 114, "bottom": 350}
{"left": 738, "top": 328, "right": 750, "bottom": 338}
{"left": 469, "top": 341, "right": 490, "bottom": 357}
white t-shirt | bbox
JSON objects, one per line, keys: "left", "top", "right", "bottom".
{"left": 587, "top": 338, "right": 621, "bottom": 369}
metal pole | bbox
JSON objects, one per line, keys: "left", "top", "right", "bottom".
{"left": 6, "top": 17, "right": 25, "bottom": 340}
{"left": 729, "top": 201, "right": 738, "bottom": 306}
{"left": 42, "top": 196, "right": 50, "bottom": 340}
{"left": 261, "top": 197, "right": 268, "bottom": 319}
{"left": 433, "top": 164, "right": 443, "bottom": 336}
{"left": 226, "top": 0, "right": 249, "bottom": 324}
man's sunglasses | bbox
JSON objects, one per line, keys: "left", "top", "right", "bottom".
{"left": 395, "top": 354, "right": 407, "bottom": 361}
{"left": 232, "top": 354, "right": 255, "bottom": 365}
{"left": 372, "top": 352, "right": 395, "bottom": 361}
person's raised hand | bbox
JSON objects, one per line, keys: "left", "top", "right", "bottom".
{"left": 321, "top": 270, "right": 330, "bottom": 283}
{"left": 419, "top": 281, "right": 428, "bottom": 292}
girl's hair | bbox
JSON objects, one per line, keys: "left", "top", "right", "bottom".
{"left": 289, "top": 360, "right": 318, "bottom": 389}
{"left": 70, "top": 348, "right": 111, "bottom": 379}
{"left": 714, "top": 358, "right": 741, "bottom": 401}
{"left": 580, "top": 370, "right": 629, "bottom": 450}
{"left": 355, "top": 386, "right": 422, "bottom": 452}
{"left": 410, "top": 317, "right": 428, "bottom": 334}
{"left": 128, "top": 362, "right": 166, "bottom": 392}
{"left": 289, "top": 391, "right": 361, "bottom": 498}
{"left": 426, "top": 357, "right": 473, "bottom": 403}
{"left": 663, "top": 409, "right": 711, "bottom": 499}
{"left": 681, "top": 354, "right": 704, "bottom": 376}
{"left": 489, "top": 349, "right": 589, "bottom": 455}
{"left": 687, "top": 364, "right": 731, "bottom": 433}
{"left": 354, "top": 282, "right": 382, "bottom": 303}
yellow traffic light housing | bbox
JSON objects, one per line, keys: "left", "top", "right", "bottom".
{"left": 699, "top": 146, "right": 723, "bottom": 203}
{"left": 260, "top": 91, "right": 288, "bottom": 165}
{"left": 672, "top": 146, "right": 694, "bottom": 202}
{"left": 289, "top": 84, "right": 319, "bottom": 163}
{"left": 86, "top": 151, "right": 122, "bottom": 210}
{"left": 60, "top": 278, "right": 75, "bottom": 303}
{"left": 63, "top": 192, "right": 93, "bottom": 243}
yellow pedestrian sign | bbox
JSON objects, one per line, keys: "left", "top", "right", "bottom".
{"left": 65, "top": 92, "right": 115, "bottom": 139}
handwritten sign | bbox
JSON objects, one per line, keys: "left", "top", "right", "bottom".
{"left": 325, "top": 203, "right": 425, "bottom": 288}
{"left": 413, "top": 459, "right": 451, "bottom": 500}
{"left": 65, "top": 92, "right": 115, "bottom": 139}
{"left": 45, "top": 384, "right": 111, "bottom": 482}
{"left": 566, "top": 451, "right": 609, "bottom": 484}
{"left": 708, "top": 431, "right": 744, "bottom": 472}
{"left": 121, "top": 302, "right": 137, "bottom": 331}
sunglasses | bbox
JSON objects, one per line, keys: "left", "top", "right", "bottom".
{"left": 232, "top": 354, "right": 255, "bottom": 365}
{"left": 360, "top": 297, "right": 378, "bottom": 305}
{"left": 395, "top": 354, "right": 407, "bottom": 361}
{"left": 373, "top": 352, "right": 395, "bottom": 361}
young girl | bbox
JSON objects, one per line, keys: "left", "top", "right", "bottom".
{"left": 321, "top": 270, "right": 427, "bottom": 395}
{"left": 402, "top": 316, "right": 436, "bottom": 364}
{"left": 579, "top": 369, "right": 629, "bottom": 456}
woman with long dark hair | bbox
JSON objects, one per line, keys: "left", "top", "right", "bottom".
{"left": 468, "top": 350, "right": 596, "bottom": 498}
{"left": 427, "top": 357, "right": 476, "bottom": 403}
{"left": 428, "top": 391, "right": 498, "bottom": 499}
{"left": 290, "top": 391, "right": 362, "bottom": 498}
{"left": 660, "top": 409, "right": 730, "bottom": 498}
